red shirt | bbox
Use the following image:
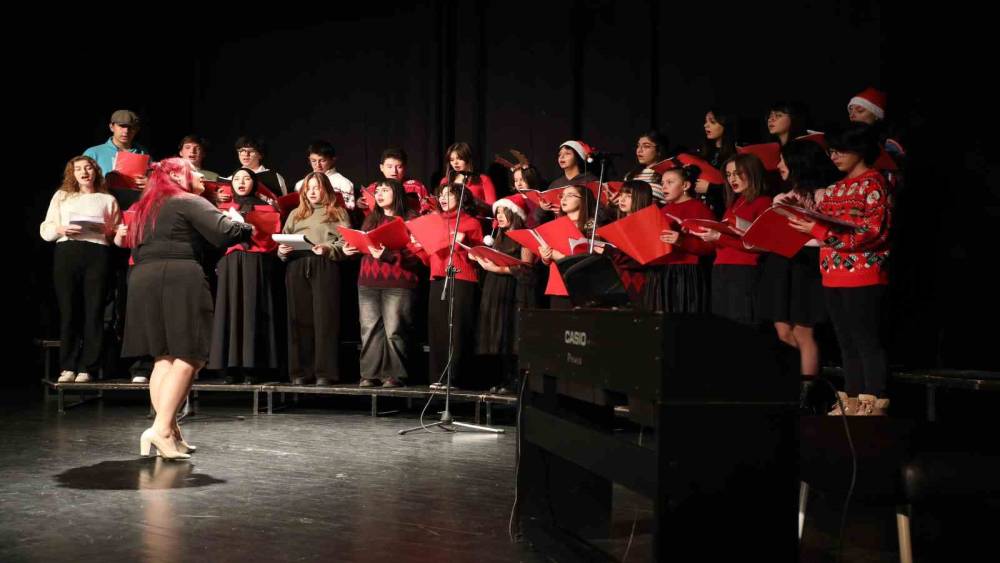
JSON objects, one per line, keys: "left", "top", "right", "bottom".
{"left": 714, "top": 194, "right": 772, "bottom": 266}
{"left": 810, "top": 170, "right": 890, "bottom": 287}
{"left": 661, "top": 199, "right": 716, "bottom": 265}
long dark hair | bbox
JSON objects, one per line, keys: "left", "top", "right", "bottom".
{"left": 702, "top": 108, "right": 738, "bottom": 165}
{"left": 493, "top": 206, "right": 527, "bottom": 255}
{"left": 563, "top": 184, "right": 599, "bottom": 232}
{"left": 617, "top": 180, "right": 654, "bottom": 218}
{"left": 444, "top": 142, "right": 481, "bottom": 185}
{"left": 768, "top": 100, "right": 810, "bottom": 144}
{"left": 780, "top": 141, "right": 840, "bottom": 197}
{"left": 435, "top": 182, "right": 479, "bottom": 216}
{"left": 362, "top": 178, "right": 413, "bottom": 231}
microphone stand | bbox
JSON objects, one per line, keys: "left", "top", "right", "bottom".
{"left": 588, "top": 156, "right": 610, "bottom": 253}
{"left": 400, "top": 176, "right": 504, "bottom": 435}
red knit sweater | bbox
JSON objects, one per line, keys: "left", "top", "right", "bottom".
{"left": 714, "top": 194, "right": 772, "bottom": 266}
{"left": 661, "top": 198, "right": 716, "bottom": 265}
{"left": 357, "top": 216, "right": 424, "bottom": 289}
{"left": 809, "top": 169, "right": 890, "bottom": 288}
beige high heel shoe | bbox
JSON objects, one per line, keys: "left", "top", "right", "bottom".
{"left": 140, "top": 428, "right": 191, "bottom": 460}
{"left": 173, "top": 425, "right": 197, "bottom": 453}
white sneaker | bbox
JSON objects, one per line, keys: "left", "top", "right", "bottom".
{"left": 57, "top": 371, "right": 75, "bottom": 383}
{"left": 132, "top": 376, "right": 149, "bottom": 384}
{"left": 74, "top": 373, "right": 91, "bottom": 383}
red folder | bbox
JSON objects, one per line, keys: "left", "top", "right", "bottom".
{"left": 276, "top": 192, "right": 301, "bottom": 216}
{"left": 675, "top": 154, "right": 725, "bottom": 185}
{"left": 113, "top": 152, "right": 150, "bottom": 188}
{"left": 596, "top": 205, "right": 672, "bottom": 265}
{"left": 337, "top": 218, "right": 411, "bottom": 254}
{"left": 462, "top": 244, "right": 524, "bottom": 268}
{"left": 508, "top": 216, "right": 586, "bottom": 257}
{"left": 796, "top": 132, "right": 828, "bottom": 148}
{"left": 522, "top": 188, "right": 565, "bottom": 208}
{"left": 740, "top": 206, "right": 812, "bottom": 258}
{"left": 244, "top": 207, "right": 281, "bottom": 252}
{"left": 584, "top": 181, "right": 624, "bottom": 206}
{"left": 122, "top": 209, "right": 136, "bottom": 227}
{"left": 405, "top": 213, "right": 451, "bottom": 254}
{"left": 737, "top": 143, "right": 782, "bottom": 171}
{"left": 682, "top": 218, "right": 744, "bottom": 238}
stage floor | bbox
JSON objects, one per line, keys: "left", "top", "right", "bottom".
{"left": 2, "top": 390, "right": 995, "bottom": 562}
{"left": 0, "top": 394, "right": 546, "bottom": 563}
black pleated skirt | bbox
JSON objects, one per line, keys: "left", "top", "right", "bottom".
{"left": 756, "top": 248, "right": 827, "bottom": 325}
{"left": 662, "top": 263, "right": 710, "bottom": 314}
{"left": 122, "top": 259, "right": 214, "bottom": 361}
{"left": 208, "top": 251, "right": 284, "bottom": 369}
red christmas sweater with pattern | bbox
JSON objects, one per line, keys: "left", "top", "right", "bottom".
{"left": 357, "top": 215, "right": 424, "bottom": 289}
{"left": 809, "top": 169, "right": 890, "bottom": 288}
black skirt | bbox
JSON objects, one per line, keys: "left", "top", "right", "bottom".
{"left": 208, "top": 251, "right": 284, "bottom": 370}
{"left": 711, "top": 264, "right": 759, "bottom": 325}
{"left": 756, "top": 248, "right": 827, "bottom": 326}
{"left": 663, "top": 264, "right": 709, "bottom": 314}
{"left": 122, "top": 259, "right": 214, "bottom": 362}
{"left": 476, "top": 272, "right": 519, "bottom": 355}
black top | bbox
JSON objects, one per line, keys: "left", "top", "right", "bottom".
{"left": 548, "top": 172, "right": 598, "bottom": 189}
{"left": 133, "top": 195, "right": 252, "bottom": 265}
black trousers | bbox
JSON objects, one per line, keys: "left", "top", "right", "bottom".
{"left": 53, "top": 241, "right": 110, "bottom": 373}
{"left": 286, "top": 257, "right": 341, "bottom": 382}
{"left": 428, "top": 278, "right": 477, "bottom": 387}
{"left": 825, "top": 285, "right": 887, "bottom": 397}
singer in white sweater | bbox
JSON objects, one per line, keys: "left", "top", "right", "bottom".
{"left": 39, "top": 156, "right": 120, "bottom": 383}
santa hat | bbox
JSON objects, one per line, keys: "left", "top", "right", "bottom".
{"left": 492, "top": 194, "right": 528, "bottom": 221}
{"left": 848, "top": 88, "right": 887, "bottom": 121}
{"left": 560, "top": 140, "right": 596, "bottom": 163}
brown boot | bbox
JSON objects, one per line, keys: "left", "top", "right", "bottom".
{"left": 856, "top": 394, "right": 890, "bottom": 416}
{"left": 827, "top": 392, "right": 858, "bottom": 416}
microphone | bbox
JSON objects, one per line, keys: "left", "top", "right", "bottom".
{"left": 586, "top": 151, "right": 623, "bottom": 163}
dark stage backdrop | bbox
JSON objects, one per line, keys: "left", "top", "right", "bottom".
{"left": 14, "top": 1, "right": 998, "bottom": 384}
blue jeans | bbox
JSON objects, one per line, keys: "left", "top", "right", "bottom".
{"left": 358, "top": 286, "right": 415, "bottom": 381}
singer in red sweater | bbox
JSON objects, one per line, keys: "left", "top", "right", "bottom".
{"left": 414, "top": 183, "right": 484, "bottom": 390}
{"left": 692, "top": 154, "right": 772, "bottom": 324}
{"left": 789, "top": 124, "right": 891, "bottom": 416}
{"left": 659, "top": 166, "right": 716, "bottom": 313}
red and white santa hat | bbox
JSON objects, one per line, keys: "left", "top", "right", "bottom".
{"left": 560, "top": 140, "right": 596, "bottom": 163}
{"left": 848, "top": 88, "right": 887, "bottom": 121}
{"left": 492, "top": 194, "right": 528, "bottom": 221}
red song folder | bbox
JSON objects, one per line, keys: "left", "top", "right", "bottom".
{"left": 796, "top": 131, "right": 898, "bottom": 171}
{"left": 405, "top": 213, "right": 451, "bottom": 254}
{"left": 507, "top": 216, "right": 586, "bottom": 256}
{"left": 113, "top": 152, "right": 150, "bottom": 188}
{"left": 596, "top": 205, "right": 673, "bottom": 265}
{"left": 522, "top": 188, "right": 566, "bottom": 208}
{"left": 737, "top": 143, "right": 782, "bottom": 171}
{"left": 337, "top": 218, "right": 411, "bottom": 254}
{"left": 740, "top": 206, "right": 813, "bottom": 258}
{"left": 461, "top": 244, "right": 524, "bottom": 268}
{"left": 584, "top": 181, "right": 624, "bottom": 206}
{"left": 681, "top": 218, "right": 745, "bottom": 238}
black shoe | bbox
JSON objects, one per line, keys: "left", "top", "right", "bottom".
{"left": 359, "top": 379, "right": 379, "bottom": 388}
{"left": 382, "top": 378, "right": 404, "bottom": 388}
{"left": 315, "top": 378, "right": 334, "bottom": 386}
